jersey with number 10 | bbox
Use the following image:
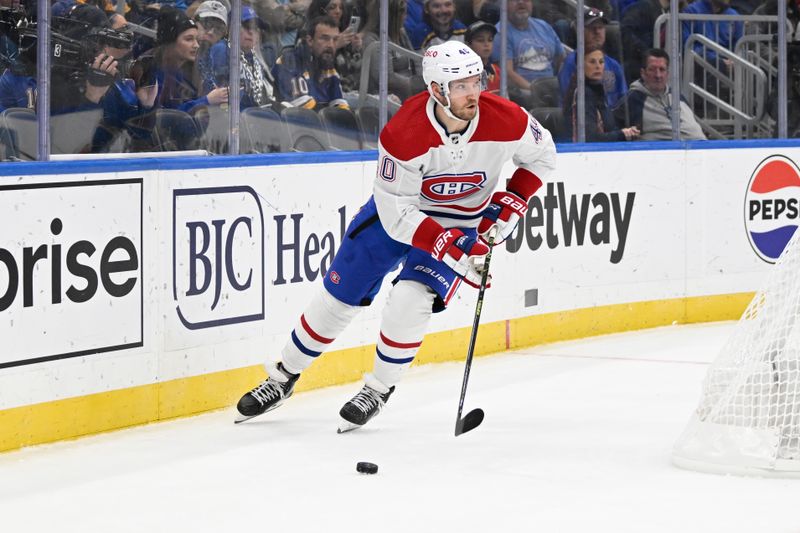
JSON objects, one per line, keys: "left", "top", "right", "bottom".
{"left": 374, "top": 91, "right": 557, "bottom": 247}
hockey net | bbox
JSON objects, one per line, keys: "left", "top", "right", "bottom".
{"left": 673, "top": 229, "right": 800, "bottom": 477}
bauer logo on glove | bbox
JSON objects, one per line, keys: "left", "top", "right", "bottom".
{"left": 432, "top": 229, "right": 490, "bottom": 288}
{"left": 478, "top": 190, "right": 528, "bottom": 245}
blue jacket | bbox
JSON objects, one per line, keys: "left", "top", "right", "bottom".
{"left": 91, "top": 78, "right": 154, "bottom": 151}
{"left": 681, "top": 0, "right": 743, "bottom": 64}
{"left": 0, "top": 69, "right": 36, "bottom": 112}
{"left": 403, "top": 0, "right": 427, "bottom": 49}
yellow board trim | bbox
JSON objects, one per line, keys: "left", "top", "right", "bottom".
{"left": 0, "top": 293, "right": 754, "bottom": 453}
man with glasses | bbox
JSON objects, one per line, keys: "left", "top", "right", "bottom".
{"left": 194, "top": 0, "right": 228, "bottom": 93}
{"left": 235, "top": 41, "right": 556, "bottom": 433}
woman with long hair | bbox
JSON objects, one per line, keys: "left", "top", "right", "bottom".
{"left": 131, "top": 6, "right": 228, "bottom": 112}
{"left": 563, "top": 45, "right": 638, "bottom": 142}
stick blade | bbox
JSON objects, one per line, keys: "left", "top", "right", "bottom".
{"left": 454, "top": 408, "right": 485, "bottom": 436}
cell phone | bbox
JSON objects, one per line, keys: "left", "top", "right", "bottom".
{"left": 132, "top": 55, "right": 157, "bottom": 88}
{"left": 347, "top": 15, "right": 360, "bottom": 32}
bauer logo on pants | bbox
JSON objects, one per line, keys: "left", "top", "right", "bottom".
{"left": 744, "top": 155, "right": 800, "bottom": 264}
{"left": 173, "top": 186, "right": 265, "bottom": 329}
{"left": 0, "top": 179, "right": 143, "bottom": 369}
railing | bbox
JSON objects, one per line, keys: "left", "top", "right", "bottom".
{"left": 655, "top": 13, "right": 784, "bottom": 139}
{"left": 683, "top": 33, "right": 768, "bottom": 139}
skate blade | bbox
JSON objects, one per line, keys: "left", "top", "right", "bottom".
{"left": 234, "top": 413, "right": 260, "bottom": 424}
{"left": 337, "top": 419, "right": 363, "bottom": 434}
{"left": 233, "top": 401, "right": 284, "bottom": 424}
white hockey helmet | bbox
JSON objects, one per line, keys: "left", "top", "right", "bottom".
{"left": 422, "top": 41, "right": 484, "bottom": 116}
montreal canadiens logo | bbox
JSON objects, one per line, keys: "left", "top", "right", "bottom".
{"left": 744, "top": 155, "right": 800, "bottom": 263}
{"left": 420, "top": 172, "right": 486, "bottom": 203}
{"left": 329, "top": 271, "right": 341, "bottom": 284}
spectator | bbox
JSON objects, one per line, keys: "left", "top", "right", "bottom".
{"left": 408, "top": 0, "right": 467, "bottom": 51}
{"left": 558, "top": 8, "right": 627, "bottom": 108}
{"left": 305, "top": 0, "right": 358, "bottom": 50}
{"left": 208, "top": 5, "right": 278, "bottom": 108}
{"left": 272, "top": 15, "right": 348, "bottom": 109}
{"left": 533, "top": 0, "right": 586, "bottom": 44}
{"left": 551, "top": 0, "right": 614, "bottom": 49}
{"left": 767, "top": 42, "right": 800, "bottom": 136}
{"left": 130, "top": 6, "right": 228, "bottom": 112}
{"left": 454, "top": 0, "right": 501, "bottom": 26}
{"left": 614, "top": 48, "right": 706, "bottom": 140}
{"left": 491, "top": 0, "right": 566, "bottom": 106}
{"left": 465, "top": 20, "right": 500, "bottom": 94}
{"left": 304, "top": 0, "right": 363, "bottom": 92}
{"left": 187, "top": 0, "right": 231, "bottom": 18}
{"left": 361, "top": 0, "right": 426, "bottom": 102}
{"left": 404, "top": 0, "right": 427, "bottom": 43}
{"left": 564, "top": 45, "right": 639, "bottom": 142}
{"left": 751, "top": 0, "right": 800, "bottom": 38}
{"left": 620, "top": 0, "right": 669, "bottom": 84}
{"left": 193, "top": 0, "right": 228, "bottom": 93}
{"left": 253, "top": 0, "right": 310, "bottom": 48}
{"left": 681, "top": 0, "right": 743, "bottom": 72}
{"left": 49, "top": 4, "right": 128, "bottom": 114}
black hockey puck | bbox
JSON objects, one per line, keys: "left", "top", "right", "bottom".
{"left": 356, "top": 461, "right": 378, "bottom": 474}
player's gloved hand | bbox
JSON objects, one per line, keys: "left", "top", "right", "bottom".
{"left": 431, "top": 229, "right": 490, "bottom": 288}
{"left": 478, "top": 167, "right": 544, "bottom": 245}
{"left": 477, "top": 190, "right": 528, "bottom": 246}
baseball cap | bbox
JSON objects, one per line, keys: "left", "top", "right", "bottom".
{"left": 465, "top": 20, "right": 497, "bottom": 42}
{"left": 242, "top": 5, "right": 261, "bottom": 24}
{"left": 196, "top": 0, "right": 228, "bottom": 25}
{"left": 584, "top": 7, "right": 609, "bottom": 25}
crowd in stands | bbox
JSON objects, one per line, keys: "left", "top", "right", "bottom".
{"left": 0, "top": 0, "right": 796, "bottom": 157}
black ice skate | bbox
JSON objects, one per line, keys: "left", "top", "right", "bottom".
{"left": 235, "top": 362, "right": 300, "bottom": 424}
{"left": 338, "top": 374, "right": 395, "bottom": 433}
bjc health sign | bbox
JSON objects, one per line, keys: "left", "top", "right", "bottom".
{"left": 745, "top": 155, "right": 800, "bottom": 263}
{"left": 172, "top": 186, "right": 265, "bottom": 330}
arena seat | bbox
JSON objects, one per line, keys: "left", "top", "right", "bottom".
{"left": 319, "top": 106, "right": 362, "bottom": 151}
{"left": 240, "top": 107, "right": 286, "bottom": 153}
{"left": 280, "top": 107, "right": 331, "bottom": 152}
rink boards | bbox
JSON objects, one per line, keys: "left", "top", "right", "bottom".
{"left": 0, "top": 141, "right": 798, "bottom": 452}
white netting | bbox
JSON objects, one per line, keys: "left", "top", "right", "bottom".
{"left": 673, "top": 228, "right": 800, "bottom": 477}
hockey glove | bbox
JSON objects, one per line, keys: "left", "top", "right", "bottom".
{"left": 431, "top": 229, "right": 490, "bottom": 288}
{"left": 477, "top": 190, "right": 528, "bottom": 245}
{"left": 478, "top": 168, "right": 543, "bottom": 245}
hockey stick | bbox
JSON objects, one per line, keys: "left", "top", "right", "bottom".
{"left": 454, "top": 226, "right": 497, "bottom": 437}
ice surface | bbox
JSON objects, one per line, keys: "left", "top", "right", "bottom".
{"left": 1, "top": 322, "right": 799, "bottom": 533}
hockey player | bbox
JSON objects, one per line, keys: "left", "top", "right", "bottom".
{"left": 235, "top": 40, "right": 557, "bottom": 432}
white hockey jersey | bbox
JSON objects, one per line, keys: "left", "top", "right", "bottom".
{"left": 374, "top": 91, "right": 557, "bottom": 251}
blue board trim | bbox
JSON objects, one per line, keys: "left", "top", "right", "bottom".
{"left": 2, "top": 138, "right": 800, "bottom": 177}
{"left": 0, "top": 150, "right": 376, "bottom": 177}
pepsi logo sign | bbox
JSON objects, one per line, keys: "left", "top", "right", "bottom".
{"left": 420, "top": 172, "right": 486, "bottom": 203}
{"left": 744, "top": 155, "right": 800, "bottom": 263}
